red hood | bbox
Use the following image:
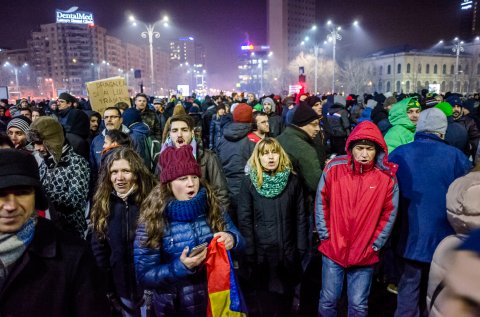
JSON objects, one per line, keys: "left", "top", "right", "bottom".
{"left": 345, "top": 121, "right": 398, "bottom": 176}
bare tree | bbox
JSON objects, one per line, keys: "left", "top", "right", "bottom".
{"left": 287, "top": 51, "right": 336, "bottom": 94}
{"left": 339, "top": 58, "right": 370, "bottom": 95}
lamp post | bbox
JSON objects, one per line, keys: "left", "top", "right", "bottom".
{"left": 326, "top": 21, "right": 342, "bottom": 93}
{"left": 3, "top": 62, "right": 28, "bottom": 93}
{"left": 452, "top": 37, "right": 464, "bottom": 92}
{"left": 130, "top": 15, "right": 169, "bottom": 95}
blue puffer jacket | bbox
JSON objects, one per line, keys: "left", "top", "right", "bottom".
{"left": 134, "top": 191, "right": 244, "bottom": 316}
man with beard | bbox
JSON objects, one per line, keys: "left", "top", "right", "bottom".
{"left": 134, "top": 93, "right": 162, "bottom": 141}
{"left": 447, "top": 96, "right": 480, "bottom": 159}
{"left": 262, "top": 97, "right": 283, "bottom": 137}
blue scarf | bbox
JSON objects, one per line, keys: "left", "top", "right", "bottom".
{"left": 166, "top": 187, "right": 207, "bottom": 222}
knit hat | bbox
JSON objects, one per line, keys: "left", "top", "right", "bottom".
{"left": 333, "top": 95, "right": 346, "bottom": 106}
{"left": 435, "top": 102, "right": 453, "bottom": 117}
{"left": 188, "top": 105, "right": 201, "bottom": 114}
{"left": 446, "top": 96, "right": 463, "bottom": 107}
{"left": 384, "top": 96, "right": 397, "bottom": 109}
{"left": 0, "top": 149, "right": 47, "bottom": 209}
{"left": 406, "top": 98, "right": 421, "bottom": 110}
{"left": 292, "top": 103, "right": 320, "bottom": 127}
{"left": 307, "top": 96, "right": 321, "bottom": 108}
{"left": 7, "top": 115, "right": 32, "bottom": 134}
{"left": 216, "top": 104, "right": 226, "bottom": 112}
{"left": 29, "top": 116, "right": 65, "bottom": 163}
{"left": 416, "top": 108, "right": 447, "bottom": 135}
{"left": 346, "top": 95, "right": 354, "bottom": 101}
{"left": 366, "top": 99, "right": 378, "bottom": 109}
{"left": 284, "top": 97, "right": 295, "bottom": 106}
{"left": 262, "top": 97, "right": 274, "bottom": 107}
{"left": 349, "top": 139, "right": 377, "bottom": 150}
{"left": 153, "top": 98, "right": 162, "bottom": 104}
{"left": 253, "top": 104, "right": 263, "bottom": 112}
{"left": 463, "top": 99, "right": 475, "bottom": 113}
{"left": 58, "top": 92, "right": 76, "bottom": 104}
{"left": 173, "top": 104, "right": 186, "bottom": 116}
{"left": 233, "top": 103, "right": 253, "bottom": 123}
{"left": 159, "top": 144, "right": 201, "bottom": 184}
{"left": 122, "top": 108, "right": 141, "bottom": 127}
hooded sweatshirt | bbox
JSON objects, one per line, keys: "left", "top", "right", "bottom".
{"left": 384, "top": 97, "right": 419, "bottom": 153}
{"left": 315, "top": 121, "right": 399, "bottom": 267}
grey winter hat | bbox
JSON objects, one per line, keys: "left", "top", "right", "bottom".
{"left": 416, "top": 108, "right": 447, "bottom": 136}
{"left": 333, "top": 95, "right": 346, "bottom": 106}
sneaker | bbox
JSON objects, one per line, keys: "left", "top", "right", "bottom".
{"left": 386, "top": 283, "right": 398, "bottom": 295}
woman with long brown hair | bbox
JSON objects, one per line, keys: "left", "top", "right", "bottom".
{"left": 134, "top": 144, "right": 243, "bottom": 316}
{"left": 91, "top": 147, "right": 157, "bottom": 317}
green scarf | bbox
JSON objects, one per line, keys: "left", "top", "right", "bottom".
{"left": 249, "top": 168, "right": 290, "bottom": 198}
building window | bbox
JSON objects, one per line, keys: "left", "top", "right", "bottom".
{"left": 407, "top": 63, "right": 411, "bottom": 73}
{"left": 397, "top": 63, "right": 401, "bottom": 73}
{"left": 451, "top": 65, "right": 455, "bottom": 74}
{"left": 379, "top": 66, "right": 383, "bottom": 75}
{"left": 387, "top": 65, "right": 391, "bottom": 74}
{"left": 378, "top": 80, "right": 383, "bottom": 92}
{"left": 396, "top": 81, "right": 401, "bottom": 92}
{"left": 477, "top": 63, "right": 480, "bottom": 75}
{"left": 434, "top": 64, "right": 438, "bottom": 74}
{"left": 449, "top": 81, "right": 454, "bottom": 91}
{"left": 406, "top": 81, "right": 410, "bottom": 93}
{"left": 441, "top": 81, "right": 446, "bottom": 92}
{"left": 418, "top": 64, "right": 422, "bottom": 73}
{"left": 386, "top": 81, "right": 391, "bottom": 92}
{"left": 443, "top": 64, "right": 447, "bottom": 74}
{"left": 426, "top": 64, "right": 430, "bottom": 74}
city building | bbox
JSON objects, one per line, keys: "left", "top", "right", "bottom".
{"left": 361, "top": 45, "right": 480, "bottom": 95}
{"left": 237, "top": 43, "right": 272, "bottom": 95}
{"left": 267, "top": 0, "right": 316, "bottom": 72}
{"left": 460, "top": 0, "right": 480, "bottom": 39}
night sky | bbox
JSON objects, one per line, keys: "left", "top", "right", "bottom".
{"left": 0, "top": 0, "right": 464, "bottom": 88}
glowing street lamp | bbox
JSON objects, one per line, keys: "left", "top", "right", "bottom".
{"left": 130, "top": 14, "right": 169, "bottom": 95}
{"left": 452, "top": 37, "right": 464, "bottom": 92}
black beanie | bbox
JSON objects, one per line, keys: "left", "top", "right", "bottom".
{"left": 292, "top": 103, "right": 319, "bottom": 127}
{"left": 58, "top": 92, "right": 76, "bottom": 104}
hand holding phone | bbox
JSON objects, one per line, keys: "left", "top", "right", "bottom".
{"left": 188, "top": 242, "right": 208, "bottom": 257}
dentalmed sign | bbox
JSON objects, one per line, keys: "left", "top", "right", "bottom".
{"left": 56, "top": 7, "right": 94, "bottom": 25}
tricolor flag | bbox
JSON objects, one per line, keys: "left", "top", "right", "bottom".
{"left": 206, "top": 237, "right": 248, "bottom": 317}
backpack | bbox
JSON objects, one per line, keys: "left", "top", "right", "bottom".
{"left": 144, "top": 136, "right": 162, "bottom": 172}
{"left": 326, "top": 111, "right": 347, "bottom": 137}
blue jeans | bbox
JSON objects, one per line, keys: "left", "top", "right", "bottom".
{"left": 318, "top": 256, "right": 374, "bottom": 317}
{"left": 394, "top": 259, "right": 430, "bottom": 317}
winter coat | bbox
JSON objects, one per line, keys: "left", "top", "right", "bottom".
{"left": 427, "top": 171, "right": 480, "bottom": 316}
{"left": 91, "top": 194, "right": 143, "bottom": 300}
{"left": 237, "top": 173, "right": 308, "bottom": 293}
{"left": 209, "top": 114, "right": 223, "bottom": 150}
{"left": 315, "top": 121, "right": 399, "bottom": 267}
{"left": 445, "top": 116, "right": 468, "bottom": 153}
{"left": 454, "top": 114, "right": 480, "bottom": 158}
{"left": 216, "top": 122, "right": 255, "bottom": 207}
{"left": 0, "top": 218, "right": 110, "bottom": 317}
{"left": 357, "top": 107, "right": 372, "bottom": 123}
{"left": 325, "top": 103, "right": 351, "bottom": 137}
{"left": 134, "top": 206, "right": 243, "bottom": 316}
{"left": 197, "top": 144, "right": 230, "bottom": 208}
{"left": 57, "top": 107, "right": 90, "bottom": 160}
{"left": 127, "top": 121, "right": 151, "bottom": 167}
{"left": 384, "top": 98, "right": 417, "bottom": 153}
{"left": 389, "top": 132, "right": 472, "bottom": 263}
{"left": 40, "top": 144, "right": 89, "bottom": 238}
{"left": 140, "top": 107, "right": 162, "bottom": 141}
{"left": 277, "top": 125, "right": 322, "bottom": 195}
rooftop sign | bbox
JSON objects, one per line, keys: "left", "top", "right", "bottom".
{"left": 461, "top": 0, "right": 473, "bottom": 10}
{"left": 56, "top": 7, "right": 94, "bottom": 25}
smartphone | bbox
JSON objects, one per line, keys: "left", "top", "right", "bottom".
{"left": 188, "top": 242, "right": 208, "bottom": 257}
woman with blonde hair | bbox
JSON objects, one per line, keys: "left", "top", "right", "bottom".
{"left": 134, "top": 144, "right": 243, "bottom": 316}
{"left": 91, "top": 147, "right": 157, "bottom": 316}
{"left": 237, "top": 137, "right": 308, "bottom": 317}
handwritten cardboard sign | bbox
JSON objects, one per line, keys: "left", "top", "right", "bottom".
{"left": 86, "top": 76, "right": 130, "bottom": 114}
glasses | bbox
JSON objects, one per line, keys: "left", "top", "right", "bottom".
{"left": 104, "top": 115, "right": 121, "bottom": 120}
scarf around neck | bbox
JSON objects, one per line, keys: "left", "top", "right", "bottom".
{"left": 249, "top": 168, "right": 291, "bottom": 198}
{"left": 166, "top": 187, "right": 207, "bottom": 222}
{"left": 0, "top": 216, "right": 37, "bottom": 288}
{"left": 116, "top": 185, "right": 136, "bottom": 201}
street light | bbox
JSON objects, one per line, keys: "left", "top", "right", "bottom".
{"left": 452, "top": 37, "right": 464, "bottom": 92}
{"left": 130, "top": 14, "right": 169, "bottom": 95}
{"left": 3, "top": 62, "right": 28, "bottom": 93}
{"left": 326, "top": 21, "right": 343, "bottom": 93}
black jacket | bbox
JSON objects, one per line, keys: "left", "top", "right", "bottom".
{"left": 0, "top": 218, "right": 109, "bottom": 317}
{"left": 216, "top": 122, "right": 255, "bottom": 210}
{"left": 237, "top": 173, "right": 308, "bottom": 292}
{"left": 91, "top": 194, "right": 142, "bottom": 300}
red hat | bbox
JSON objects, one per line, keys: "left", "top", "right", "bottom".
{"left": 159, "top": 145, "right": 201, "bottom": 184}
{"left": 346, "top": 96, "right": 353, "bottom": 101}
{"left": 233, "top": 103, "right": 253, "bottom": 123}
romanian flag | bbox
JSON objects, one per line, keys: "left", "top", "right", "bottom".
{"left": 206, "top": 237, "right": 248, "bottom": 317}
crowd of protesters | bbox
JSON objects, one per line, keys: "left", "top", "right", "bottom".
{"left": 0, "top": 88, "right": 480, "bottom": 317}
